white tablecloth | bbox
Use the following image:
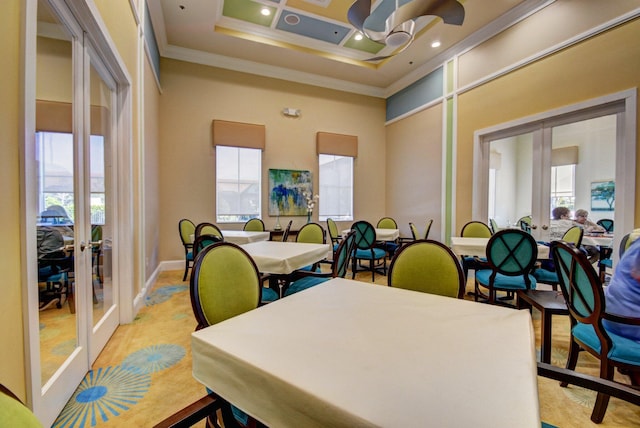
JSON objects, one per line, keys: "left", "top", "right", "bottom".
{"left": 240, "top": 241, "right": 330, "bottom": 274}
{"left": 192, "top": 278, "right": 540, "bottom": 428}
{"left": 450, "top": 236, "right": 550, "bottom": 259}
{"left": 582, "top": 234, "right": 614, "bottom": 248}
{"left": 341, "top": 228, "right": 400, "bottom": 241}
{"left": 221, "top": 230, "right": 270, "bottom": 245}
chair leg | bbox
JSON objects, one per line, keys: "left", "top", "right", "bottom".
{"left": 561, "top": 340, "right": 581, "bottom": 387}
{"left": 183, "top": 260, "right": 189, "bottom": 281}
{"left": 591, "top": 363, "right": 615, "bottom": 423}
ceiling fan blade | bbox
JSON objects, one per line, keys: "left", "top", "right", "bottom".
{"left": 364, "top": 34, "right": 414, "bottom": 61}
{"left": 385, "top": 0, "right": 465, "bottom": 35}
{"left": 347, "top": 0, "right": 373, "bottom": 33}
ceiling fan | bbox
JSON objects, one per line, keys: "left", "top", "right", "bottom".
{"left": 347, "top": 0, "right": 465, "bottom": 61}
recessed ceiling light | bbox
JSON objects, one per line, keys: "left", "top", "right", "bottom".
{"left": 355, "top": 33, "right": 363, "bottom": 41}
{"left": 261, "top": 7, "right": 271, "bottom": 16}
{"left": 431, "top": 41, "right": 441, "bottom": 48}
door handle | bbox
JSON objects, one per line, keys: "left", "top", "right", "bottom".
{"left": 541, "top": 224, "right": 549, "bottom": 230}
{"left": 531, "top": 224, "right": 537, "bottom": 230}
{"left": 79, "top": 241, "right": 93, "bottom": 251}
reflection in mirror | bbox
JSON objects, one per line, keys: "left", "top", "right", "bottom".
{"left": 488, "top": 134, "right": 533, "bottom": 230}
{"left": 36, "top": 0, "right": 77, "bottom": 387}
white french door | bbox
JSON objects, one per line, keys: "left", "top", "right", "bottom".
{"left": 26, "top": 0, "right": 126, "bottom": 425}
{"left": 473, "top": 91, "right": 636, "bottom": 257}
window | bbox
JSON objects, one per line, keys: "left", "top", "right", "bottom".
{"left": 550, "top": 164, "right": 575, "bottom": 213}
{"left": 216, "top": 146, "right": 261, "bottom": 223}
{"left": 318, "top": 154, "right": 353, "bottom": 221}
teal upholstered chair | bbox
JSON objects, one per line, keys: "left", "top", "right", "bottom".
{"left": 459, "top": 220, "right": 493, "bottom": 280}
{"left": 351, "top": 220, "right": 387, "bottom": 281}
{"left": 192, "top": 234, "right": 223, "bottom": 259}
{"left": 189, "top": 242, "right": 267, "bottom": 427}
{"left": 474, "top": 229, "right": 538, "bottom": 305}
{"left": 243, "top": 218, "right": 265, "bottom": 231}
{"left": 596, "top": 218, "right": 614, "bottom": 232}
{"left": 178, "top": 218, "right": 196, "bottom": 280}
{"left": 284, "top": 231, "right": 356, "bottom": 296}
{"left": 0, "top": 384, "right": 44, "bottom": 428}
{"left": 534, "top": 226, "right": 584, "bottom": 290}
{"left": 388, "top": 239, "right": 465, "bottom": 299}
{"left": 551, "top": 240, "right": 640, "bottom": 423}
{"left": 518, "top": 215, "right": 532, "bottom": 233}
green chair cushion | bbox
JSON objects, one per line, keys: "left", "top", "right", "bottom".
{"left": 0, "top": 393, "right": 43, "bottom": 428}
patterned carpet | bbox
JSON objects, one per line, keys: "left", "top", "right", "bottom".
{"left": 50, "top": 269, "right": 640, "bottom": 427}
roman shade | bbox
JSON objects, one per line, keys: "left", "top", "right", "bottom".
{"left": 36, "top": 100, "right": 108, "bottom": 136}
{"left": 551, "top": 146, "right": 579, "bottom": 166}
{"left": 212, "top": 120, "right": 265, "bottom": 150}
{"left": 316, "top": 132, "right": 358, "bottom": 158}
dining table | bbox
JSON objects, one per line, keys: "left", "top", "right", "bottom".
{"left": 191, "top": 278, "right": 540, "bottom": 427}
{"left": 450, "top": 236, "right": 550, "bottom": 259}
{"left": 240, "top": 240, "right": 331, "bottom": 275}
{"left": 220, "top": 230, "right": 270, "bottom": 245}
{"left": 341, "top": 228, "right": 400, "bottom": 242}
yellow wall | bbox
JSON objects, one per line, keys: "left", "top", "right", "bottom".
{"left": 456, "top": 19, "right": 640, "bottom": 232}
{"left": 144, "top": 59, "right": 161, "bottom": 279}
{"left": 157, "top": 59, "right": 387, "bottom": 261}
{"left": 0, "top": 0, "right": 26, "bottom": 399}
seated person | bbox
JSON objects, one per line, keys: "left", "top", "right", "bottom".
{"left": 603, "top": 231, "right": 640, "bottom": 383}
{"left": 549, "top": 206, "right": 575, "bottom": 241}
{"left": 573, "top": 209, "right": 606, "bottom": 263}
{"left": 573, "top": 209, "right": 606, "bottom": 234}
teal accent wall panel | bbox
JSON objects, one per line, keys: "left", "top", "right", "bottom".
{"left": 386, "top": 67, "right": 443, "bottom": 121}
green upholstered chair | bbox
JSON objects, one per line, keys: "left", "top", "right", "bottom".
{"left": 459, "top": 220, "right": 493, "bottom": 280}
{"left": 388, "top": 240, "right": 465, "bottom": 299}
{"left": 351, "top": 220, "right": 387, "bottom": 281}
{"left": 551, "top": 240, "right": 640, "bottom": 423}
{"left": 518, "top": 215, "right": 532, "bottom": 232}
{"left": 243, "top": 218, "right": 265, "bottom": 231}
{"left": 183, "top": 242, "right": 267, "bottom": 427}
{"left": 295, "top": 222, "right": 327, "bottom": 272}
{"left": 534, "top": 226, "right": 584, "bottom": 290}
{"left": 194, "top": 222, "right": 223, "bottom": 240}
{"left": 178, "top": 218, "right": 196, "bottom": 281}
{"left": 284, "top": 231, "right": 357, "bottom": 296}
{"left": 0, "top": 384, "right": 44, "bottom": 428}
{"left": 474, "top": 229, "right": 538, "bottom": 305}
{"left": 326, "top": 218, "right": 341, "bottom": 252}
{"left": 376, "top": 217, "right": 400, "bottom": 256}
{"left": 408, "top": 219, "right": 433, "bottom": 241}
{"left": 192, "top": 234, "right": 223, "bottom": 259}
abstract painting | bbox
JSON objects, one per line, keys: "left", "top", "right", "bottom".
{"left": 268, "top": 169, "right": 312, "bottom": 216}
{"left": 590, "top": 180, "right": 615, "bottom": 211}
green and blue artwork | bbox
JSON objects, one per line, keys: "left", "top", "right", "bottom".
{"left": 269, "top": 169, "right": 312, "bottom": 216}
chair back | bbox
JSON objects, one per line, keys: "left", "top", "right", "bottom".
{"left": 460, "top": 221, "right": 492, "bottom": 238}
{"left": 489, "top": 218, "right": 499, "bottom": 234}
{"left": 388, "top": 240, "right": 465, "bottom": 298}
{"left": 296, "top": 222, "right": 325, "bottom": 244}
{"left": 179, "top": 218, "right": 195, "bottom": 246}
{"left": 192, "top": 234, "right": 223, "bottom": 259}
{"left": 243, "top": 218, "right": 265, "bottom": 231}
{"left": 351, "top": 221, "right": 377, "bottom": 250}
{"left": 332, "top": 230, "right": 357, "bottom": 278}
{"left": 195, "top": 222, "right": 223, "bottom": 240}
{"left": 376, "top": 217, "right": 398, "bottom": 229}
{"left": 485, "top": 229, "right": 538, "bottom": 279}
{"left": 190, "top": 242, "right": 260, "bottom": 330}
{"left": 423, "top": 219, "right": 433, "bottom": 239}
{"left": 281, "top": 220, "right": 293, "bottom": 242}
{"left": 620, "top": 230, "right": 640, "bottom": 257}
{"left": 0, "top": 384, "right": 43, "bottom": 428}
{"left": 596, "top": 219, "right": 614, "bottom": 232}
{"left": 518, "top": 216, "right": 532, "bottom": 233}
{"left": 409, "top": 222, "right": 419, "bottom": 240}
{"left": 562, "top": 225, "right": 584, "bottom": 248}
{"left": 326, "top": 218, "right": 341, "bottom": 244}
{"left": 551, "top": 241, "right": 610, "bottom": 351}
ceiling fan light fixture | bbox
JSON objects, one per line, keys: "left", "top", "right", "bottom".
{"left": 386, "top": 31, "right": 411, "bottom": 48}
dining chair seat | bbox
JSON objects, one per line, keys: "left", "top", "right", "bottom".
{"left": 355, "top": 247, "right": 386, "bottom": 261}
{"left": 475, "top": 270, "right": 537, "bottom": 291}
{"left": 532, "top": 268, "right": 557, "bottom": 284}
{"left": 261, "top": 287, "right": 279, "bottom": 303}
{"left": 284, "top": 276, "right": 330, "bottom": 296}
{"left": 573, "top": 324, "right": 640, "bottom": 366}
